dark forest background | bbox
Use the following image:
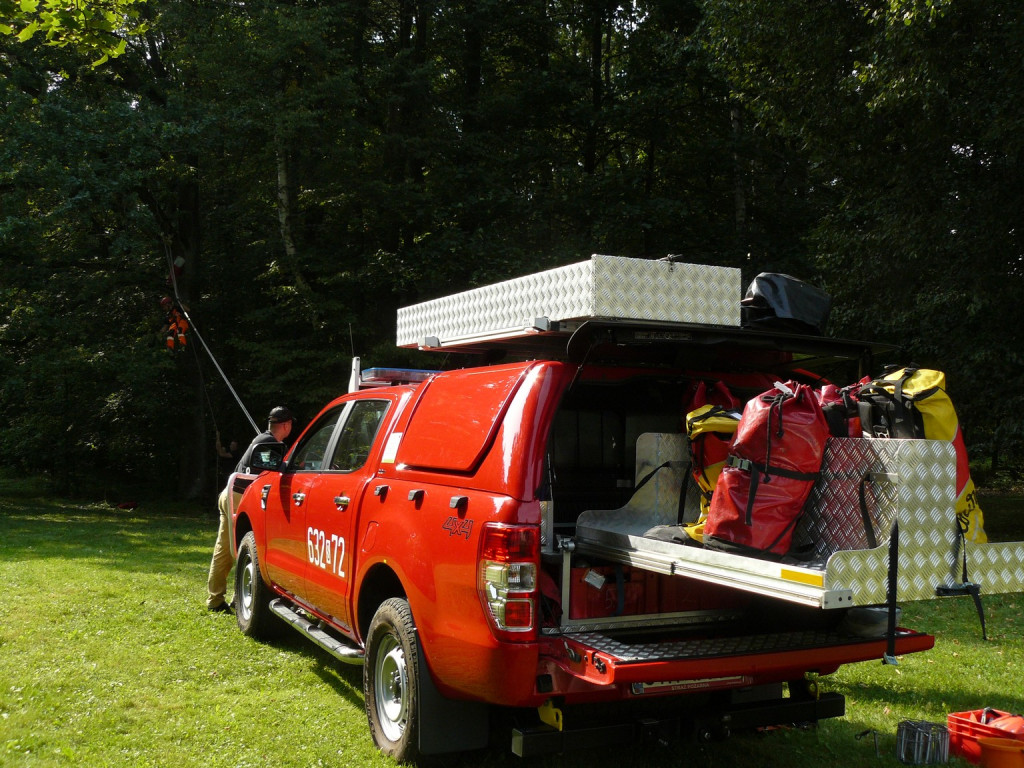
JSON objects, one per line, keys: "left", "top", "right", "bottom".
{"left": 2, "top": 0, "right": 1022, "bottom": 500}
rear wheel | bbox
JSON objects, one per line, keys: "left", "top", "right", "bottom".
{"left": 235, "top": 531, "right": 276, "bottom": 639}
{"left": 364, "top": 597, "right": 421, "bottom": 762}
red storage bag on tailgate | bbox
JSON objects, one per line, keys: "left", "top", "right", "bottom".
{"left": 704, "top": 382, "right": 829, "bottom": 559}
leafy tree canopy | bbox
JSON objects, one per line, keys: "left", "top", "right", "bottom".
{"left": 0, "top": 0, "right": 146, "bottom": 64}
{"left": 2, "top": 0, "right": 1022, "bottom": 497}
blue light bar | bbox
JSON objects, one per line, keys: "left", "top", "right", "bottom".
{"left": 360, "top": 368, "right": 438, "bottom": 386}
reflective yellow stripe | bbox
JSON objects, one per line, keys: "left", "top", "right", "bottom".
{"left": 780, "top": 568, "right": 824, "bottom": 587}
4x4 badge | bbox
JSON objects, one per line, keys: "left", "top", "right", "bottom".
{"left": 442, "top": 517, "right": 473, "bottom": 540}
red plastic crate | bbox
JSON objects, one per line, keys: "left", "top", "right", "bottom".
{"left": 948, "top": 709, "right": 1024, "bottom": 764}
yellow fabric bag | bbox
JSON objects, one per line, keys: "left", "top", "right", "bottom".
{"left": 859, "top": 367, "right": 986, "bottom": 542}
{"left": 681, "top": 404, "right": 741, "bottom": 543}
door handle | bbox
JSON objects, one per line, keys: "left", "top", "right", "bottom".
{"left": 292, "top": 492, "right": 306, "bottom": 506}
{"left": 334, "top": 495, "right": 351, "bottom": 510}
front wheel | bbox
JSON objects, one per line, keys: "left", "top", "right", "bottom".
{"left": 364, "top": 597, "right": 421, "bottom": 762}
{"left": 235, "top": 531, "right": 276, "bottom": 639}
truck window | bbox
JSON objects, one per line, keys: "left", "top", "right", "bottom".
{"left": 290, "top": 408, "right": 343, "bottom": 471}
{"left": 330, "top": 400, "right": 390, "bottom": 471}
{"left": 397, "top": 365, "right": 529, "bottom": 472}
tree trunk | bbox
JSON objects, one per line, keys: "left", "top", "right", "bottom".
{"left": 583, "top": 0, "right": 604, "bottom": 175}
{"left": 731, "top": 104, "right": 748, "bottom": 253}
{"left": 463, "top": 0, "right": 482, "bottom": 133}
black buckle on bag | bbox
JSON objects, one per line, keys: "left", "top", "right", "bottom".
{"left": 727, "top": 456, "right": 753, "bottom": 472}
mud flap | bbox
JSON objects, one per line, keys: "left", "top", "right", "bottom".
{"left": 416, "top": 636, "right": 490, "bottom": 754}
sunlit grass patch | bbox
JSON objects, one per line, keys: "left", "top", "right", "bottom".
{"left": 1, "top": 496, "right": 1021, "bottom": 767}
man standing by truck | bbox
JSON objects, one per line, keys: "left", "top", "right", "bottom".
{"left": 206, "top": 406, "right": 294, "bottom": 613}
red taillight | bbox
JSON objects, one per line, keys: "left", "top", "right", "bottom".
{"left": 478, "top": 524, "right": 539, "bottom": 640}
{"left": 502, "top": 599, "right": 534, "bottom": 629}
{"left": 480, "top": 525, "right": 539, "bottom": 561}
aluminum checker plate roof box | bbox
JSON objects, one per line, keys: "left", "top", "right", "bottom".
{"left": 397, "top": 255, "right": 741, "bottom": 349}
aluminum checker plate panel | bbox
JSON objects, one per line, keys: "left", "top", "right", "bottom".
{"left": 826, "top": 439, "right": 1024, "bottom": 602}
{"left": 396, "top": 255, "right": 741, "bottom": 348}
{"left": 576, "top": 435, "right": 1024, "bottom": 608}
{"left": 570, "top": 628, "right": 918, "bottom": 664}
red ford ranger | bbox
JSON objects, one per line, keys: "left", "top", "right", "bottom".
{"left": 228, "top": 257, "right": 1020, "bottom": 761}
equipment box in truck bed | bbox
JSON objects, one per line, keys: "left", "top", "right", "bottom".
{"left": 230, "top": 254, "right": 1024, "bottom": 762}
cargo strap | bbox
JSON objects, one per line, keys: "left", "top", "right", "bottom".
{"left": 935, "top": 527, "right": 987, "bottom": 640}
{"left": 634, "top": 460, "right": 688, "bottom": 492}
{"left": 857, "top": 475, "right": 878, "bottom": 549}
{"left": 633, "top": 459, "right": 689, "bottom": 526}
{"left": 884, "top": 520, "right": 899, "bottom": 665}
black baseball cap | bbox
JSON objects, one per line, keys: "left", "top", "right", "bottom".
{"left": 268, "top": 406, "right": 294, "bottom": 424}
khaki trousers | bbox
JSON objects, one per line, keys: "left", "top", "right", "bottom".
{"left": 206, "top": 486, "right": 235, "bottom": 609}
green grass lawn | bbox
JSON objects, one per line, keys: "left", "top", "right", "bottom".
{"left": 1, "top": 493, "right": 1022, "bottom": 767}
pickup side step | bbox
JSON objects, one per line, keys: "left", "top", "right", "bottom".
{"left": 270, "top": 599, "right": 364, "bottom": 665}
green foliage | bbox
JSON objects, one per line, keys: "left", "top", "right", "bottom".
{"left": 1, "top": 0, "right": 1023, "bottom": 496}
{"left": 700, "top": 0, "right": 1024, "bottom": 477}
{"left": 0, "top": 0, "right": 146, "bottom": 64}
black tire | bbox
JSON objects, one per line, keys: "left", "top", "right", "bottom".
{"left": 235, "top": 531, "right": 276, "bottom": 639}
{"left": 364, "top": 597, "right": 421, "bottom": 762}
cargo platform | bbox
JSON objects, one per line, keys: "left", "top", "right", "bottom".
{"left": 564, "top": 433, "right": 1024, "bottom": 618}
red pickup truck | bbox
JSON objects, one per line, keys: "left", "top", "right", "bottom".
{"left": 228, "top": 257, "right": 1021, "bottom": 761}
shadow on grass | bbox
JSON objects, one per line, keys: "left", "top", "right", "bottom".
{"left": 0, "top": 499, "right": 216, "bottom": 572}
{"left": 231, "top": 608, "right": 367, "bottom": 710}
{"left": 840, "top": 674, "right": 1024, "bottom": 722}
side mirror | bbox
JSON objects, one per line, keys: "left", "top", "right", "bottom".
{"left": 249, "top": 441, "right": 287, "bottom": 472}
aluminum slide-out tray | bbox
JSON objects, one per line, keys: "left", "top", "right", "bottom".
{"left": 573, "top": 434, "right": 1024, "bottom": 612}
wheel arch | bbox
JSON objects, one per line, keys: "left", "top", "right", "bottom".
{"left": 357, "top": 563, "right": 407, "bottom": 643}
{"left": 232, "top": 511, "right": 255, "bottom": 557}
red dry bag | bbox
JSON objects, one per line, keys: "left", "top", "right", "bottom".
{"left": 704, "top": 381, "right": 829, "bottom": 559}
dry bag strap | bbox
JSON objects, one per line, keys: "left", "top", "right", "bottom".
{"left": 688, "top": 404, "right": 729, "bottom": 427}
{"left": 677, "top": 472, "right": 691, "bottom": 525}
{"left": 890, "top": 368, "right": 917, "bottom": 438}
{"left": 726, "top": 456, "right": 820, "bottom": 483}
{"left": 727, "top": 455, "right": 820, "bottom": 526}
